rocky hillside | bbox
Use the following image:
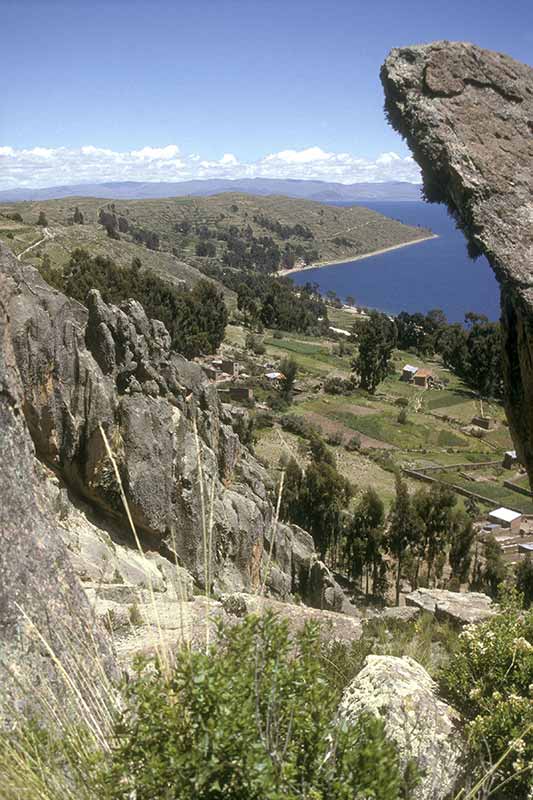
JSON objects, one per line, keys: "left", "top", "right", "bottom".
{"left": 0, "top": 242, "right": 342, "bottom": 608}
{"left": 381, "top": 41, "right": 533, "bottom": 483}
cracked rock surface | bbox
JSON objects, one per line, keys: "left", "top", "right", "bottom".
{"left": 381, "top": 41, "right": 533, "bottom": 478}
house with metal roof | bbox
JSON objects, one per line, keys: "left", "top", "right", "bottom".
{"left": 488, "top": 507, "right": 523, "bottom": 532}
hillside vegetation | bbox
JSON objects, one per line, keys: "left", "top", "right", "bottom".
{"left": 0, "top": 192, "right": 431, "bottom": 277}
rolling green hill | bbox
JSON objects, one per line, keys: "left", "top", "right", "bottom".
{"left": 0, "top": 192, "right": 432, "bottom": 284}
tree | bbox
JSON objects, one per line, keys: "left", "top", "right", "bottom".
{"left": 346, "top": 295, "right": 356, "bottom": 308}
{"left": 412, "top": 483, "right": 456, "bottom": 586}
{"left": 352, "top": 311, "right": 397, "bottom": 394}
{"left": 73, "top": 206, "right": 84, "bottom": 224}
{"left": 475, "top": 535, "right": 506, "bottom": 598}
{"left": 279, "top": 357, "right": 298, "bottom": 402}
{"left": 37, "top": 211, "right": 48, "bottom": 227}
{"left": 387, "top": 474, "right": 421, "bottom": 605}
{"left": 346, "top": 488, "right": 385, "bottom": 599}
{"left": 448, "top": 512, "right": 475, "bottom": 584}
{"left": 516, "top": 555, "right": 533, "bottom": 607}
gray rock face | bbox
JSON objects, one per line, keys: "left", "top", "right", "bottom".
{"left": 0, "top": 272, "right": 111, "bottom": 712}
{"left": 339, "top": 655, "right": 463, "bottom": 800}
{"left": 220, "top": 592, "right": 363, "bottom": 643}
{"left": 0, "top": 244, "right": 324, "bottom": 603}
{"left": 381, "top": 42, "right": 533, "bottom": 480}
{"left": 405, "top": 588, "right": 496, "bottom": 625}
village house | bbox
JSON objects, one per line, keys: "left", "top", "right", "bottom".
{"left": 412, "top": 368, "right": 433, "bottom": 388}
{"left": 472, "top": 415, "right": 496, "bottom": 431}
{"left": 488, "top": 506, "right": 523, "bottom": 533}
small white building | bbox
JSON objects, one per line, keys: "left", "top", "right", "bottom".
{"left": 401, "top": 364, "right": 418, "bottom": 382}
{"left": 488, "top": 507, "right": 523, "bottom": 532}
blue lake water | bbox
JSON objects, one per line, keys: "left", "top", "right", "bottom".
{"left": 291, "top": 202, "right": 500, "bottom": 323}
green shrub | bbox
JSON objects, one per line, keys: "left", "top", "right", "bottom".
{"left": 345, "top": 433, "right": 362, "bottom": 452}
{"left": 439, "top": 595, "right": 533, "bottom": 798}
{"left": 103, "top": 614, "right": 404, "bottom": 800}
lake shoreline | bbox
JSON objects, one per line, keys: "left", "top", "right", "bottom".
{"left": 278, "top": 233, "right": 439, "bottom": 277}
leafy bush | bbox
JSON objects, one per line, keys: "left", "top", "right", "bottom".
{"left": 326, "top": 430, "right": 343, "bottom": 446}
{"left": 103, "top": 614, "right": 404, "bottom": 800}
{"left": 323, "top": 375, "right": 354, "bottom": 395}
{"left": 397, "top": 408, "right": 408, "bottom": 425}
{"left": 279, "top": 414, "right": 316, "bottom": 439}
{"left": 439, "top": 595, "right": 533, "bottom": 798}
{"left": 245, "top": 332, "right": 266, "bottom": 355}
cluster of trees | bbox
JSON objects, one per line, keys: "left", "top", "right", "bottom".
{"left": 131, "top": 226, "right": 160, "bottom": 250}
{"left": 395, "top": 308, "right": 502, "bottom": 398}
{"left": 178, "top": 220, "right": 318, "bottom": 272}
{"left": 252, "top": 214, "right": 314, "bottom": 241}
{"left": 236, "top": 276, "right": 327, "bottom": 333}
{"left": 280, "top": 443, "right": 487, "bottom": 604}
{"left": 351, "top": 308, "right": 502, "bottom": 398}
{"left": 280, "top": 436, "right": 353, "bottom": 560}
{"left": 197, "top": 260, "right": 327, "bottom": 335}
{"left": 97, "top": 207, "right": 161, "bottom": 250}
{"left": 39, "top": 249, "right": 226, "bottom": 358}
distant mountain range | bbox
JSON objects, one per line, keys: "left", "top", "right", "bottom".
{"left": 0, "top": 178, "right": 422, "bottom": 203}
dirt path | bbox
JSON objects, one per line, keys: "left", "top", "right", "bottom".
{"left": 17, "top": 227, "right": 55, "bottom": 260}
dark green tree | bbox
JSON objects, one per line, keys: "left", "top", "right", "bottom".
{"left": 352, "top": 311, "right": 397, "bottom": 394}
{"left": 448, "top": 512, "right": 475, "bottom": 584}
{"left": 73, "top": 206, "right": 84, "bottom": 224}
{"left": 37, "top": 210, "right": 48, "bottom": 227}
{"left": 387, "top": 474, "right": 421, "bottom": 605}
{"left": 279, "top": 357, "right": 298, "bottom": 402}
{"left": 346, "top": 488, "right": 385, "bottom": 599}
{"left": 516, "top": 555, "right": 533, "bottom": 607}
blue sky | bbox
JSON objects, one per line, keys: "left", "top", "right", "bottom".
{"left": 1, "top": 0, "right": 532, "bottom": 188}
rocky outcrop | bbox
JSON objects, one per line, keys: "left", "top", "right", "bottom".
{"left": 0, "top": 243, "right": 330, "bottom": 604}
{"left": 339, "top": 655, "right": 463, "bottom": 800}
{"left": 406, "top": 588, "right": 496, "bottom": 626}
{"left": 0, "top": 271, "right": 112, "bottom": 713}
{"left": 220, "top": 591, "right": 363, "bottom": 642}
{"left": 381, "top": 42, "right": 533, "bottom": 480}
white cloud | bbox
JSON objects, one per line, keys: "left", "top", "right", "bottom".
{"left": 0, "top": 144, "right": 421, "bottom": 190}
{"left": 265, "top": 146, "right": 333, "bottom": 163}
{"left": 130, "top": 144, "right": 180, "bottom": 160}
{"left": 220, "top": 153, "right": 238, "bottom": 165}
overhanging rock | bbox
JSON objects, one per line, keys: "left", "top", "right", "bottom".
{"left": 381, "top": 41, "right": 533, "bottom": 480}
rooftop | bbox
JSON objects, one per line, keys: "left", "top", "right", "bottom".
{"left": 489, "top": 507, "right": 522, "bottom": 523}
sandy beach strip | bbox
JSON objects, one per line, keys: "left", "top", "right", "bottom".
{"left": 277, "top": 233, "right": 439, "bottom": 277}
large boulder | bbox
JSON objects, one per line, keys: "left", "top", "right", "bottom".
{"left": 338, "top": 655, "right": 463, "bottom": 800}
{"left": 381, "top": 42, "right": 533, "bottom": 482}
{"left": 0, "top": 271, "right": 112, "bottom": 714}
{"left": 0, "top": 244, "right": 325, "bottom": 604}
{"left": 405, "top": 588, "right": 496, "bottom": 626}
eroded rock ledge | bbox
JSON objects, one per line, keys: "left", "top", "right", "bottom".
{"left": 381, "top": 41, "right": 533, "bottom": 479}
{"left": 0, "top": 243, "right": 343, "bottom": 607}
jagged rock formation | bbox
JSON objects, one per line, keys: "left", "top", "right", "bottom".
{"left": 0, "top": 271, "right": 112, "bottom": 712}
{"left": 339, "top": 655, "right": 463, "bottom": 800}
{"left": 381, "top": 42, "right": 533, "bottom": 479}
{"left": 406, "top": 588, "right": 496, "bottom": 626}
{"left": 0, "top": 243, "right": 333, "bottom": 604}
